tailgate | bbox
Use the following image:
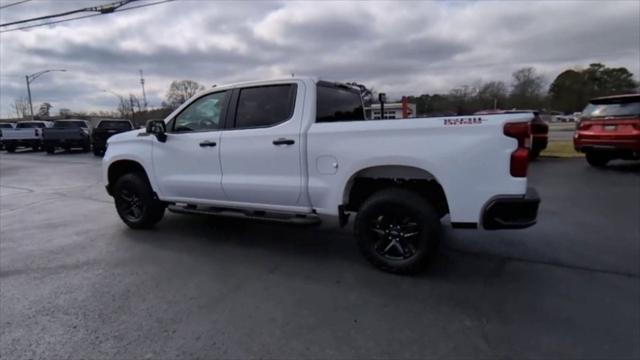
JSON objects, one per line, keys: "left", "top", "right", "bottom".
{"left": 43, "top": 129, "right": 85, "bottom": 140}
{"left": 1, "top": 129, "right": 39, "bottom": 140}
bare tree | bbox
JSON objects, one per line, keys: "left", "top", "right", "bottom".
{"left": 510, "top": 67, "right": 545, "bottom": 109}
{"left": 475, "top": 81, "right": 508, "bottom": 109}
{"left": 165, "top": 80, "right": 205, "bottom": 109}
{"left": 11, "top": 97, "right": 29, "bottom": 118}
{"left": 38, "top": 102, "right": 52, "bottom": 119}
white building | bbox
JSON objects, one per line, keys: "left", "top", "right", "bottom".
{"left": 365, "top": 102, "right": 417, "bottom": 119}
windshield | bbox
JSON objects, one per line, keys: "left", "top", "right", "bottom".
{"left": 98, "top": 120, "right": 132, "bottom": 130}
{"left": 54, "top": 121, "right": 86, "bottom": 128}
{"left": 16, "top": 122, "right": 44, "bottom": 128}
{"left": 582, "top": 98, "right": 640, "bottom": 118}
{"left": 0, "top": 124, "right": 13, "bottom": 128}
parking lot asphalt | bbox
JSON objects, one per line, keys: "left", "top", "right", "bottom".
{"left": 1, "top": 151, "right": 639, "bottom": 359}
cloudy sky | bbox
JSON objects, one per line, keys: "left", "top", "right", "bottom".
{"left": 0, "top": 0, "right": 638, "bottom": 118}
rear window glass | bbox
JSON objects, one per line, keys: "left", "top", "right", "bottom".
{"left": 98, "top": 121, "right": 132, "bottom": 130}
{"left": 583, "top": 98, "right": 640, "bottom": 118}
{"left": 17, "top": 122, "right": 44, "bottom": 128}
{"left": 316, "top": 82, "right": 365, "bottom": 123}
{"left": 54, "top": 121, "right": 86, "bottom": 128}
{"left": 235, "top": 84, "right": 296, "bottom": 129}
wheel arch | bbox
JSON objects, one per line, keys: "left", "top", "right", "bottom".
{"left": 107, "top": 159, "right": 155, "bottom": 195}
{"left": 342, "top": 165, "right": 450, "bottom": 218}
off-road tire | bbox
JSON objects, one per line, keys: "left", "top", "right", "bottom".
{"left": 355, "top": 188, "right": 441, "bottom": 274}
{"left": 113, "top": 172, "right": 165, "bottom": 229}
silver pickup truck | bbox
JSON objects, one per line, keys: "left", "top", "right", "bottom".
{"left": 2, "top": 121, "right": 52, "bottom": 153}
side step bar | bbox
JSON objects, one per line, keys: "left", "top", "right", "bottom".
{"left": 167, "top": 204, "right": 321, "bottom": 225}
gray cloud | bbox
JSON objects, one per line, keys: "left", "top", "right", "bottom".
{"left": 0, "top": 0, "right": 638, "bottom": 117}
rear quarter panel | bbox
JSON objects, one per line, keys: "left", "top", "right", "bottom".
{"left": 306, "top": 114, "right": 532, "bottom": 223}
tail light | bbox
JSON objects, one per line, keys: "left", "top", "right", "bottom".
{"left": 504, "top": 122, "right": 531, "bottom": 178}
{"left": 578, "top": 122, "right": 592, "bottom": 130}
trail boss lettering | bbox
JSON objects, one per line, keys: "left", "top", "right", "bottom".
{"left": 444, "top": 117, "right": 484, "bottom": 125}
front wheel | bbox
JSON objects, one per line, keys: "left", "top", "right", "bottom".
{"left": 45, "top": 146, "right": 55, "bottom": 154}
{"left": 586, "top": 152, "right": 610, "bottom": 167}
{"left": 113, "top": 173, "right": 166, "bottom": 229}
{"left": 5, "top": 144, "right": 16, "bottom": 153}
{"left": 354, "top": 188, "right": 441, "bottom": 274}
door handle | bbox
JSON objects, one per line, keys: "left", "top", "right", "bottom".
{"left": 199, "top": 140, "right": 217, "bottom": 147}
{"left": 272, "top": 138, "right": 295, "bottom": 146}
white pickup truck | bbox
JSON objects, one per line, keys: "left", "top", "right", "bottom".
{"left": 2, "top": 121, "right": 52, "bottom": 153}
{"left": 103, "top": 77, "right": 540, "bottom": 273}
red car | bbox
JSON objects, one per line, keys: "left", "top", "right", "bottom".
{"left": 474, "top": 109, "right": 549, "bottom": 159}
{"left": 574, "top": 94, "right": 640, "bottom": 167}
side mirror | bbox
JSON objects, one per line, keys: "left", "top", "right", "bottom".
{"left": 146, "top": 119, "right": 167, "bottom": 142}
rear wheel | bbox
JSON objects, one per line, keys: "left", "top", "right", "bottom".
{"left": 93, "top": 147, "right": 102, "bottom": 156}
{"left": 45, "top": 146, "right": 55, "bottom": 154}
{"left": 83, "top": 141, "right": 91, "bottom": 153}
{"left": 6, "top": 144, "right": 16, "bottom": 153}
{"left": 113, "top": 173, "right": 165, "bottom": 229}
{"left": 355, "top": 188, "right": 441, "bottom": 274}
{"left": 586, "top": 152, "right": 610, "bottom": 167}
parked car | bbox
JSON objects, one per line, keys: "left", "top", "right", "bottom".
{"left": 0, "top": 122, "right": 15, "bottom": 150}
{"left": 103, "top": 77, "right": 540, "bottom": 274}
{"left": 91, "top": 119, "right": 133, "bottom": 156}
{"left": 43, "top": 119, "right": 92, "bottom": 154}
{"left": 556, "top": 112, "right": 582, "bottom": 122}
{"left": 474, "top": 109, "right": 549, "bottom": 159}
{"left": 1, "top": 121, "right": 52, "bottom": 153}
{"left": 574, "top": 94, "right": 640, "bottom": 167}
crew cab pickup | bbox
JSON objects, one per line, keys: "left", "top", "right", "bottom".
{"left": 2, "top": 121, "right": 52, "bottom": 153}
{"left": 92, "top": 119, "right": 133, "bottom": 156}
{"left": 103, "top": 77, "right": 540, "bottom": 273}
{"left": 574, "top": 94, "right": 640, "bottom": 167}
{"left": 43, "top": 120, "right": 92, "bottom": 154}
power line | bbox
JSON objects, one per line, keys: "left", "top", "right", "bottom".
{"left": 0, "top": 0, "right": 175, "bottom": 34}
{"left": 0, "top": 0, "right": 136, "bottom": 27}
{"left": 0, "top": 0, "right": 32, "bottom": 10}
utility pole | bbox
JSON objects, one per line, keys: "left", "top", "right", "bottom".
{"left": 139, "top": 69, "right": 148, "bottom": 111}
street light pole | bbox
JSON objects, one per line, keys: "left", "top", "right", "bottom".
{"left": 25, "top": 75, "right": 33, "bottom": 119}
{"left": 25, "top": 69, "right": 66, "bottom": 120}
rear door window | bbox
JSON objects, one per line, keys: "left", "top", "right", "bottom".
{"left": 54, "top": 121, "right": 86, "bottom": 128}
{"left": 98, "top": 121, "right": 132, "bottom": 130}
{"left": 17, "top": 122, "right": 44, "bottom": 128}
{"left": 234, "top": 84, "right": 297, "bottom": 129}
{"left": 316, "top": 82, "right": 365, "bottom": 123}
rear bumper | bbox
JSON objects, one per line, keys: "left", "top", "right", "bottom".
{"left": 482, "top": 187, "right": 540, "bottom": 230}
{"left": 574, "top": 132, "right": 640, "bottom": 153}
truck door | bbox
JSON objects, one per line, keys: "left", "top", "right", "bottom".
{"left": 220, "top": 82, "right": 309, "bottom": 209}
{"left": 152, "top": 90, "right": 230, "bottom": 202}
